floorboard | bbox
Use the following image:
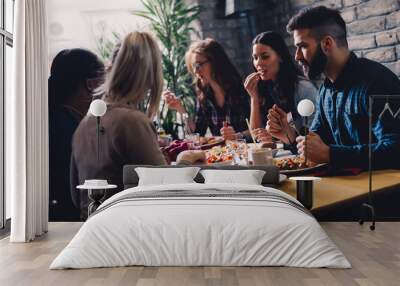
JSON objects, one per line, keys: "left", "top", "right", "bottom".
{"left": 0, "top": 222, "right": 399, "bottom": 286}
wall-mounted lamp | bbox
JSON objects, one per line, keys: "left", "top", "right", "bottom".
{"left": 297, "top": 99, "right": 315, "bottom": 165}
{"left": 89, "top": 99, "right": 107, "bottom": 164}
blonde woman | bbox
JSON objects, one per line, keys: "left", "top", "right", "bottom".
{"left": 70, "top": 32, "right": 203, "bottom": 220}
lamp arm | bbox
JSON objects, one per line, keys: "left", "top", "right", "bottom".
{"left": 97, "top": 117, "right": 100, "bottom": 165}
{"left": 304, "top": 116, "right": 308, "bottom": 165}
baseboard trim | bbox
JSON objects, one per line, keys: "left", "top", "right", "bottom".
{"left": 0, "top": 218, "right": 11, "bottom": 239}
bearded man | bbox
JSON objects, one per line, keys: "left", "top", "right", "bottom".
{"left": 267, "top": 6, "right": 400, "bottom": 169}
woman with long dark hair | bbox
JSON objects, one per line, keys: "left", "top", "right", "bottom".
{"left": 49, "top": 48, "right": 105, "bottom": 221}
{"left": 164, "top": 38, "right": 250, "bottom": 138}
{"left": 244, "top": 31, "right": 318, "bottom": 144}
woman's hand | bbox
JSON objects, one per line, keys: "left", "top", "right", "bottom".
{"left": 253, "top": 128, "right": 272, "bottom": 143}
{"left": 266, "top": 105, "right": 296, "bottom": 144}
{"left": 163, "top": 90, "right": 186, "bottom": 114}
{"left": 244, "top": 72, "right": 261, "bottom": 100}
{"left": 220, "top": 121, "right": 237, "bottom": 140}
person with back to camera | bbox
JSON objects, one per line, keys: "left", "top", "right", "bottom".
{"left": 271, "top": 6, "right": 400, "bottom": 169}
{"left": 70, "top": 32, "right": 204, "bottom": 220}
{"left": 49, "top": 48, "right": 105, "bottom": 221}
{"left": 242, "top": 31, "right": 318, "bottom": 151}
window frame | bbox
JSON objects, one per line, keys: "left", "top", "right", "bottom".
{"left": 0, "top": 0, "right": 14, "bottom": 231}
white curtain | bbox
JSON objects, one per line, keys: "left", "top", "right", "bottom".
{"left": 8, "top": 0, "right": 49, "bottom": 242}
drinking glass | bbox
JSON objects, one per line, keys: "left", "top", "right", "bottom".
{"left": 185, "top": 133, "right": 201, "bottom": 150}
{"left": 181, "top": 112, "right": 191, "bottom": 137}
{"left": 227, "top": 139, "right": 248, "bottom": 165}
{"left": 248, "top": 148, "right": 273, "bottom": 166}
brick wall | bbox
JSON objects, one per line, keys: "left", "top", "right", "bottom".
{"left": 186, "top": 0, "right": 258, "bottom": 76}
{"left": 187, "top": 0, "right": 400, "bottom": 78}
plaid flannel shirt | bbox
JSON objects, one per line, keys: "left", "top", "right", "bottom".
{"left": 194, "top": 84, "right": 250, "bottom": 136}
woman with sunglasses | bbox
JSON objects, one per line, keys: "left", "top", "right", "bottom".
{"left": 164, "top": 38, "right": 250, "bottom": 139}
{"left": 245, "top": 31, "right": 318, "bottom": 146}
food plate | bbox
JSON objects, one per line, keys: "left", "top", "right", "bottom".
{"left": 279, "top": 164, "right": 328, "bottom": 175}
{"left": 274, "top": 156, "right": 328, "bottom": 175}
{"left": 205, "top": 146, "right": 232, "bottom": 164}
{"left": 207, "top": 160, "right": 233, "bottom": 166}
{"left": 200, "top": 136, "right": 225, "bottom": 150}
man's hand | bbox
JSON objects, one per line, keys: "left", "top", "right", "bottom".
{"left": 296, "top": 131, "right": 330, "bottom": 164}
{"left": 266, "top": 104, "right": 296, "bottom": 144}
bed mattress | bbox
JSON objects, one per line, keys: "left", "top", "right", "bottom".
{"left": 50, "top": 183, "right": 350, "bottom": 269}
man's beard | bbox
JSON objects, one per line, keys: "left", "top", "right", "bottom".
{"left": 300, "top": 44, "right": 327, "bottom": 80}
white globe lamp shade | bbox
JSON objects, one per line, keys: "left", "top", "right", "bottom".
{"left": 297, "top": 99, "right": 315, "bottom": 117}
{"left": 89, "top": 99, "right": 107, "bottom": 117}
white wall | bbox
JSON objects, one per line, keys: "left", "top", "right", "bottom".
{"left": 47, "top": 0, "right": 149, "bottom": 62}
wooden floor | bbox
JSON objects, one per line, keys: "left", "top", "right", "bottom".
{"left": 1, "top": 222, "right": 399, "bottom": 286}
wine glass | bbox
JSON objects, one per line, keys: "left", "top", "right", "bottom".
{"left": 185, "top": 133, "right": 201, "bottom": 150}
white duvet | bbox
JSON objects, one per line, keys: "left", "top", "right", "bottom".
{"left": 50, "top": 183, "right": 350, "bottom": 269}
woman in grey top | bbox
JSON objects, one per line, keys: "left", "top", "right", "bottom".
{"left": 228, "top": 31, "right": 318, "bottom": 147}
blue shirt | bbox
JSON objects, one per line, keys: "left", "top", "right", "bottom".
{"left": 311, "top": 52, "right": 400, "bottom": 170}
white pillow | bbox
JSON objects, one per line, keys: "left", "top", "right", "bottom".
{"left": 200, "top": 169, "right": 266, "bottom": 185}
{"left": 135, "top": 167, "right": 201, "bottom": 186}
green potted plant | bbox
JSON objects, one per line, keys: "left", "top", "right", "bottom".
{"left": 134, "top": 0, "right": 202, "bottom": 138}
{"left": 94, "top": 21, "right": 121, "bottom": 62}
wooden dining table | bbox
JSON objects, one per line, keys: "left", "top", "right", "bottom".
{"left": 166, "top": 138, "right": 400, "bottom": 220}
{"left": 278, "top": 169, "right": 400, "bottom": 220}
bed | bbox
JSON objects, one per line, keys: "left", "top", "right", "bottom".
{"left": 50, "top": 165, "right": 350, "bottom": 269}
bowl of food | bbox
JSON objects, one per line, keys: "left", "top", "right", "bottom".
{"left": 206, "top": 146, "right": 233, "bottom": 165}
{"left": 274, "top": 156, "right": 307, "bottom": 171}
